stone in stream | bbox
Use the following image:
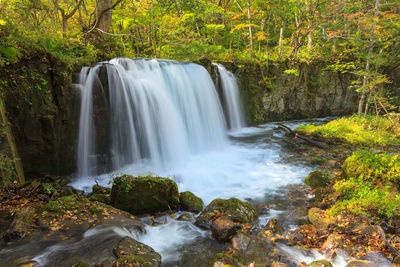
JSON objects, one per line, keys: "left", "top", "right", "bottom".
{"left": 265, "top": 218, "right": 284, "bottom": 234}
{"left": 307, "top": 259, "right": 333, "bottom": 267}
{"left": 88, "top": 184, "right": 112, "bottom": 204}
{"left": 304, "top": 170, "right": 329, "bottom": 189}
{"left": 113, "top": 236, "right": 161, "bottom": 267}
{"left": 345, "top": 259, "right": 372, "bottom": 267}
{"left": 179, "top": 191, "right": 204, "bottom": 213}
{"left": 210, "top": 216, "right": 241, "bottom": 242}
{"left": 195, "top": 197, "right": 257, "bottom": 230}
{"left": 111, "top": 175, "right": 179, "bottom": 214}
{"left": 308, "top": 207, "right": 335, "bottom": 229}
{"left": 320, "top": 234, "right": 344, "bottom": 256}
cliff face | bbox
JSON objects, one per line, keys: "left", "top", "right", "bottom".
{"left": 0, "top": 56, "right": 396, "bottom": 181}
{"left": 209, "top": 60, "right": 359, "bottom": 124}
{"left": 0, "top": 53, "right": 86, "bottom": 179}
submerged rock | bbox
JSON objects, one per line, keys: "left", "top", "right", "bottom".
{"left": 111, "top": 175, "right": 179, "bottom": 214}
{"left": 304, "top": 170, "right": 329, "bottom": 188}
{"left": 231, "top": 232, "right": 251, "bottom": 251}
{"left": 113, "top": 236, "right": 161, "bottom": 267}
{"left": 179, "top": 191, "right": 204, "bottom": 213}
{"left": 195, "top": 198, "right": 257, "bottom": 229}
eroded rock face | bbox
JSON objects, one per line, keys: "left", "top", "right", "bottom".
{"left": 195, "top": 197, "right": 257, "bottom": 230}
{"left": 111, "top": 175, "right": 179, "bottom": 214}
{"left": 113, "top": 236, "right": 161, "bottom": 267}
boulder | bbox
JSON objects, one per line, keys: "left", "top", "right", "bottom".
{"left": 345, "top": 260, "right": 372, "bottom": 267}
{"left": 92, "top": 184, "right": 111, "bottom": 194}
{"left": 231, "top": 232, "right": 251, "bottom": 251}
{"left": 304, "top": 170, "right": 329, "bottom": 188}
{"left": 113, "top": 236, "right": 161, "bottom": 267}
{"left": 308, "top": 260, "right": 333, "bottom": 267}
{"left": 195, "top": 198, "right": 257, "bottom": 229}
{"left": 308, "top": 207, "right": 335, "bottom": 229}
{"left": 179, "top": 191, "right": 204, "bottom": 213}
{"left": 3, "top": 206, "right": 36, "bottom": 242}
{"left": 265, "top": 218, "right": 284, "bottom": 234}
{"left": 320, "top": 234, "right": 344, "bottom": 255}
{"left": 210, "top": 216, "right": 240, "bottom": 242}
{"left": 111, "top": 175, "right": 179, "bottom": 214}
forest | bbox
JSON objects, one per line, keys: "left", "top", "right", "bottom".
{"left": 1, "top": 0, "right": 400, "bottom": 266}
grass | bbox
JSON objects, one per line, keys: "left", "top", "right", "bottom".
{"left": 297, "top": 115, "right": 400, "bottom": 146}
{"left": 330, "top": 150, "right": 400, "bottom": 221}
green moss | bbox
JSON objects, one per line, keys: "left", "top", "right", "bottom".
{"left": 111, "top": 174, "right": 180, "bottom": 214}
{"left": 304, "top": 170, "right": 329, "bottom": 188}
{"left": 46, "top": 195, "right": 88, "bottom": 213}
{"left": 179, "top": 191, "right": 204, "bottom": 212}
{"left": 92, "top": 184, "right": 111, "bottom": 194}
{"left": 88, "top": 193, "right": 111, "bottom": 204}
{"left": 297, "top": 115, "right": 400, "bottom": 146}
{"left": 330, "top": 150, "right": 400, "bottom": 220}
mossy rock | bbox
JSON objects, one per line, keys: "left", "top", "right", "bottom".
{"left": 113, "top": 236, "right": 161, "bottom": 267}
{"left": 307, "top": 259, "right": 333, "bottom": 267}
{"left": 88, "top": 193, "right": 111, "bottom": 204}
{"left": 310, "top": 157, "right": 327, "bottom": 165}
{"left": 179, "top": 191, "right": 204, "bottom": 213}
{"left": 92, "top": 184, "right": 111, "bottom": 195}
{"left": 195, "top": 198, "right": 257, "bottom": 229}
{"left": 111, "top": 175, "right": 179, "bottom": 214}
{"left": 45, "top": 195, "right": 87, "bottom": 213}
{"left": 308, "top": 207, "right": 335, "bottom": 229}
{"left": 304, "top": 170, "right": 329, "bottom": 188}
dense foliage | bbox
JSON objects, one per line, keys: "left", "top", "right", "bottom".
{"left": 332, "top": 150, "right": 400, "bottom": 220}
{"left": 1, "top": 0, "right": 399, "bottom": 113}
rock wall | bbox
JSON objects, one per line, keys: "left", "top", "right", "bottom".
{"left": 215, "top": 60, "right": 359, "bottom": 124}
{"left": 0, "top": 53, "right": 86, "bottom": 179}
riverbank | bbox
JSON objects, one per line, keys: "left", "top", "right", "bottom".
{"left": 1, "top": 115, "right": 399, "bottom": 266}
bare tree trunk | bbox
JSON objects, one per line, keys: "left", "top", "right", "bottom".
{"left": 358, "top": 0, "right": 379, "bottom": 116}
{"left": 246, "top": 0, "right": 254, "bottom": 51}
{"left": 0, "top": 97, "right": 24, "bottom": 186}
{"left": 279, "top": 27, "right": 284, "bottom": 56}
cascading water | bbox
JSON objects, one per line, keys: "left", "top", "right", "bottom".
{"left": 213, "top": 63, "right": 246, "bottom": 130}
{"left": 76, "top": 58, "right": 228, "bottom": 177}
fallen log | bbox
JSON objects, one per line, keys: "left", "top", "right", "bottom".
{"left": 278, "top": 123, "right": 329, "bottom": 149}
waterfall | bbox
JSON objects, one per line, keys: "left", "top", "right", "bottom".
{"left": 213, "top": 63, "right": 246, "bottom": 130}
{"left": 76, "top": 58, "right": 228, "bottom": 177}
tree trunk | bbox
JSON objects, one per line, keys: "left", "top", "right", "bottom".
{"left": 246, "top": 0, "right": 254, "bottom": 51}
{"left": 279, "top": 27, "right": 284, "bottom": 56}
{"left": 97, "top": 0, "right": 113, "bottom": 32}
{"left": 358, "top": 0, "right": 379, "bottom": 115}
{"left": 0, "top": 97, "right": 24, "bottom": 187}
